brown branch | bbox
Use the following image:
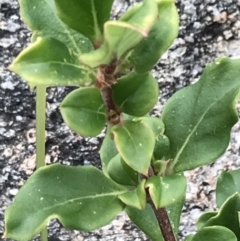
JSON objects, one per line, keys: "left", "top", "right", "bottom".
{"left": 96, "top": 59, "right": 123, "bottom": 126}
{"left": 148, "top": 195, "right": 177, "bottom": 241}
{"left": 100, "top": 86, "right": 122, "bottom": 125}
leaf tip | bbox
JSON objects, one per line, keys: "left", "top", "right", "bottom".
{"left": 8, "top": 64, "right": 13, "bottom": 71}
{"left": 2, "top": 231, "right": 8, "bottom": 239}
{"left": 8, "top": 62, "right": 18, "bottom": 73}
{"left": 141, "top": 169, "right": 149, "bottom": 176}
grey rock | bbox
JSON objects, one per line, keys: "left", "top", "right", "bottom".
{"left": 6, "top": 19, "right": 20, "bottom": 32}
{"left": 223, "top": 29, "right": 233, "bottom": 40}
{"left": 185, "top": 35, "right": 195, "bottom": 43}
{"left": 1, "top": 81, "right": 14, "bottom": 90}
{"left": 4, "top": 129, "right": 15, "bottom": 138}
{"left": 9, "top": 188, "right": 18, "bottom": 196}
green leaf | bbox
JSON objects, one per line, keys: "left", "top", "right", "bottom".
{"left": 203, "top": 193, "right": 240, "bottom": 240}
{"left": 4, "top": 164, "right": 127, "bottom": 241}
{"left": 111, "top": 120, "right": 155, "bottom": 175}
{"left": 119, "top": 180, "right": 146, "bottom": 210}
{"left": 190, "top": 226, "right": 237, "bottom": 241}
{"left": 167, "top": 196, "right": 185, "bottom": 237}
{"left": 112, "top": 72, "right": 159, "bottom": 116}
{"left": 153, "top": 134, "right": 170, "bottom": 160}
{"left": 107, "top": 154, "right": 138, "bottom": 186}
{"left": 100, "top": 127, "right": 119, "bottom": 176}
{"left": 19, "top": 0, "right": 93, "bottom": 54}
{"left": 216, "top": 169, "right": 240, "bottom": 208}
{"left": 129, "top": 0, "right": 179, "bottom": 73}
{"left": 162, "top": 57, "right": 240, "bottom": 174}
{"left": 153, "top": 160, "right": 168, "bottom": 175}
{"left": 184, "top": 234, "right": 194, "bottom": 241}
{"left": 80, "top": 0, "right": 158, "bottom": 68}
{"left": 125, "top": 204, "right": 164, "bottom": 241}
{"left": 197, "top": 211, "right": 218, "bottom": 230}
{"left": 60, "top": 87, "right": 106, "bottom": 137}
{"left": 55, "top": 0, "right": 114, "bottom": 44}
{"left": 9, "top": 38, "right": 95, "bottom": 88}
{"left": 135, "top": 117, "right": 169, "bottom": 161}
{"left": 145, "top": 173, "right": 186, "bottom": 208}
{"left": 137, "top": 116, "right": 165, "bottom": 136}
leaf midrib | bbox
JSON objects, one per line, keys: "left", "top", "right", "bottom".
{"left": 122, "top": 126, "right": 138, "bottom": 156}
{"left": 63, "top": 106, "right": 106, "bottom": 117}
{"left": 91, "top": 0, "right": 101, "bottom": 42}
{"left": 35, "top": 190, "right": 127, "bottom": 214}
{"left": 38, "top": 0, "right": 82, "bottom": 54}
{"left": 15, "top": 61, "right": 87, "bottom": 72}
{"left": 172, "top": 85, "right": 239, "bottom": 168}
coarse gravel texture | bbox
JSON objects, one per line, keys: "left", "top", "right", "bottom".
{"left": 1, "top": 0, "right": 240, "bottom": 240}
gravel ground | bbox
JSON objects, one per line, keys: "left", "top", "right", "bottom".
{"left": 1, "top": 0, "right": 240, "bottom": 240}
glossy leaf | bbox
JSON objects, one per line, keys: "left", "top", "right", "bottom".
{"left": 203, "top": 193, "right": 240, "bottom": 240}
{"left": 112, "top": 72, "right": 159, "bottom": 116}
{"left": 55, "top": 0, "right": 114, "bottom": 44}
{"left": 19, "top": 0, "right": 93, "bottom": 54}
{"left": 111, "top": 120, "right": 155, "bottom": 174}
{"left": 9, "top": 38, "right": 95, "bottom": 88}
{"left": 167, "top": 196, "right": 185, "bottom": 237}
{"left": 216, "top": 169, "right": 240, "bottom": 208}
{"left": 60, "top": 87, "right": 106, "bottom": 137}
{"left": 145, "top": 173, "right": 186, "bottom": 208}
{"left": 118, "top": 180, "right": 146, "bottom": 210}
{"left": 4, "top": 164, "right": 127, "bottom": 241}
{"left": 100, "top": 127, "right": 119, "bottom": 176}
{"left": 197, "top": 211, "right": 218, "bottom": 230}
{"left": 129, "top": 0, "right": 179, "bottom": 73}
{"left": 80, "top": 0, "right": 158, "bottom": 68}
{"left": 162, "top": 57, "right": 240, "bottom": 173}
{"left": 190, "top": 226, "right": 237, "bottom": 241}
{"left": 107, "top": 154, "right": 138, "bottom": 186}
{"left": 125, "top": 204, "right": 164, "bottom": 241}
